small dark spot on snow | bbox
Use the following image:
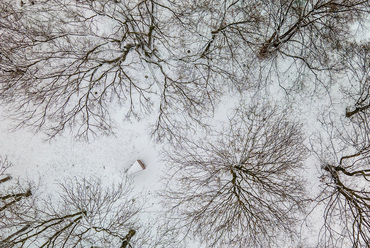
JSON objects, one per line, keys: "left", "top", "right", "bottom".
{"left": 145, "top": 75, "right": 148, "bottom": 78}
{"left": 187, "top": 50, "right": 191, "bottom": 54}
{"left": 95, "top": 92, "right": 98, "bottom": 95}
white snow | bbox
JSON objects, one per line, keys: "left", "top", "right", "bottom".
{"left": 1, "top": 2, "right": 370, "bottom": 247}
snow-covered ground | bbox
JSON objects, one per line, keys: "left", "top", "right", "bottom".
{"left": 1, "top": 1, "right": 370, "bottom": 247}
{"left": 0, "top": 88, "right": 329, "bottom": 248}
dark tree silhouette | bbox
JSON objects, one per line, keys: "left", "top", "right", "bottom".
{"left": 0, "top": 176, "right": 147, "bottom": 248}
{"left": 314, "top": 97, "right": 370, "bottom": 247}
{"left": 162, "top": 103, "right": 309, "bottom": 248}
{"left": 167, "top": 0, "right": 370, "bottom": 91}
{"left": 341, "top": 42, "right": 370, "bottom": 122}
{"left": 0, "top": 155, "right": 33, "bottom": 215}
{"left": 0, "top": 0, "right": 217, "bottom": 140}
{"left": 2, "top": 1, "right": 368, "bottom": 140}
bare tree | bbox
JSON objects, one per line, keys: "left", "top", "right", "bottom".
{"left": 321, "top": 161, "right": 370, "bottom": 248}
{"left": 161, "top": 103, "right": 309, "bottom": 247}
{"left": 0, "top": 175, "right": 149, "bottom": 248}
{"left": 340, "top": 42, "right": 370, "bottom": 123}
{"left": 313, "top": 101, "right": 370, "bottom": 247}
{"left": 166, "top": 0, "right": 370, "bottom": 92}
{"left": 2, "top": 0, "right": 368, "bottom": 140}
{"left": 0, "top": 0, "right": 218, "bottom": 140}
{"left": 0, "top": 155, "right": 33, "bottom": 215}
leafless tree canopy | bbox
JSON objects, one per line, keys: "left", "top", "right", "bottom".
{"left": 162, "top": 103, "right": 308, "bottom": 247}
{"left": 1, "top": 0, "right": 370, "bottom": 247}
{"left": 315, "top": 114, "right": 370, "bottom": 247}
{"left": 0, "top": 156, "right": 33, "bottom": 218}
{"left": 341, "top": 42, "right": 370, "bottom": 123}
{"left": 0, "top": 176, "right": 146, "bottom": 248}
{"left": 0, "top": 0, "right": 218, "bottom": 140}
{"left": 314, "top": 46, "right": 370, "bottom": 247}
{"left": 1, "top": 0, "right": 369, "bottom": 139}
{"left": 167, "top": 0, "right": 370, "bottom": 90}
